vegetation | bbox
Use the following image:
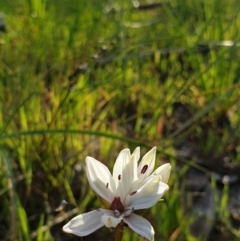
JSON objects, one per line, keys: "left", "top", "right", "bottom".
{"left": 0, "top": 0, "right": 240, "bottom": 240}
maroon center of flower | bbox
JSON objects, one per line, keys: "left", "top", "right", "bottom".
{"left": 141, "top": 164, "right": 148, "bottom": 174}
{"left": 110, "top": 197, "right": 124, "bottom": 213}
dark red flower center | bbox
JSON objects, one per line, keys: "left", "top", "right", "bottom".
{"left": 110, "top": 197, "right": 124, "bottom": 213}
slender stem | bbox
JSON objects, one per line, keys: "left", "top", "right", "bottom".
{"left": 115, "top": 221, "right": 124, "bottom": 241}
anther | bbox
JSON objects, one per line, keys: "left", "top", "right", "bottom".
{"left": 114, "top": 210, "right": 121, "bottom": 217}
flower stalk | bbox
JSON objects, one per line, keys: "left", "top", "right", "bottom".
{"left": 115, "top": 222, "right": 124, "bottom": 241}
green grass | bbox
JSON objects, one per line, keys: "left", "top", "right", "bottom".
{"left": 1, "top": 0, "right": 240, "bottom": 240}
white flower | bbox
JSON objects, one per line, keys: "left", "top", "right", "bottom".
{"left": 63, "top": 147, "right": 171, "bottom": 241}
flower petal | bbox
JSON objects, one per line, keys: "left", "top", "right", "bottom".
{"left": 152, "top": 163, "right": 171, "bottom": 183}
{"left": 130, "top": 147, "right": 140, "bottom": 192}
{"left": 131, "top": 147, "right": 140, "bottom": 163}
{"left": 86, "top": 156, "right": 116, "bottom": 203}
{"left": 112, "top": 149, "right": 133, "bottom": 201}
{"left": 137, "top": 147, "right": 156, "bottom": 184}
{"left": 131, "top": 147, "right": 140, "bottom": 179}
{"left": 63, "top": 210, "right": 104, "bottom": 236}
{"left": 125, "top": 175, "right": 169, "bottom": 210}
{"left": 101, "top": 213, "right": 122, "bottom": 228}
{"left": 123, "top": 213, "right": 155, "bottom": 241}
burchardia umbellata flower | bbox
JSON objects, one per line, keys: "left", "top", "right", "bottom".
{"left": 63, "top": 147, "right": 171, "bottom": 241}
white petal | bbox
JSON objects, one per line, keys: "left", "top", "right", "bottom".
{"left": 125, "top": 175, "right": 169, "bottom": 210}
{"left": 131, "top": 147, "right": 140, "bottom": 179}
{"left": 131, "top": 147, "right": 140, "bottom": 163}
{"left": 101, "top": 213, "right": 122, "bottom": 228}
{"left": 112, "top": 149, "right": 133, "bottom": 201}
{"left": 130, "top": 147, "right": 140, "bottom": 192}
{"left": 123, "top": 213, "right": 155, "bottom": 241}
{"left": 137, "top": 147, "right": 156, "bottom": 184}
{"left": 63, "top": 210, "right": 104, "bottom": 236}
{"left": 152, "top": 163, "right": 171, "bottom": 183}
{"left": 86, "top": 156, "right": 116, "bottom": 203}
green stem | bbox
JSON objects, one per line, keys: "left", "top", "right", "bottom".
{"left": 115, "top": 221, "right": 124, "bottom": 241}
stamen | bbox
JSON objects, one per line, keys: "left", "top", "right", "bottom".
{"left": 118, "top": 174, "right": 121, "bottom": 180}
{"left": 141, "top": 164, "right": 148, "bottom": 174}
{"left": 106, "top": 183, "right": 109, "bottom": 188}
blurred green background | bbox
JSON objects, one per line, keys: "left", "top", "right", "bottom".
{"left": 1, "top": 0, "right": 240, "bottom": 240}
